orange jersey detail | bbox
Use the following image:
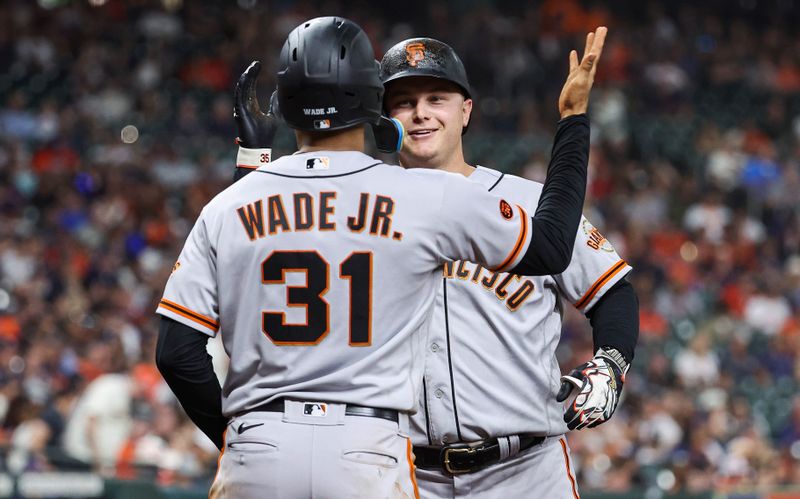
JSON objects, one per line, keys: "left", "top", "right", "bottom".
{"left": 159, "top": 299, "right": 219, "bottom": 331}
{"left": 574, "top": 259, "right": 627, "bottom": 310}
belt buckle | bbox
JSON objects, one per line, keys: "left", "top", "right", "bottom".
{"left": 441, "top": 443, "right": 480, "bottom": 475}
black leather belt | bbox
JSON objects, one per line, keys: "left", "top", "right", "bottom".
{"left": 414, "top": 435, "right": 546, "bottom": 475}
{"left": 248, "top": 399, "right": 399, "bottom": 423}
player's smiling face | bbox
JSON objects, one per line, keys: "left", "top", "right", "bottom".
{"left": 384, "top": 77, "right": 472, "bottom": 169}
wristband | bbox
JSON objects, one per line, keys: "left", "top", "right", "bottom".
{"left": 236, "top": 147, "right": 272, "bottom": 169}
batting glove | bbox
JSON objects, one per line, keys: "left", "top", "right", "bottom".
{"left": 234, "top": 61, "right": 280, "bottom": 179}
{"left": 556, "top": 347, "right": 628, "bottom": 430}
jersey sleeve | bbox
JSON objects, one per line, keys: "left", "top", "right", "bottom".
{"left": 436, "top": 175, "right": 532, "bottom": 272}
{"left": 554, "top": 216, "right": 632, "bottom": 312}
{"left": 156, "top": 209, "right": 220, "bottom": 337}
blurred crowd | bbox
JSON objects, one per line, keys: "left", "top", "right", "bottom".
{"left": 1, "top": 0, "right": 799, "bottom": 494}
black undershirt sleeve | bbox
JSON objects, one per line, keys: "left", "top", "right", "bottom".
{"left": 585, "top": 277, "right": 639, "bottom": 364}
{"left": 511, "top": 114, "right": 590, "bottom": 276}
{"left": 155, "top": 316, "right": 227, "bottom": 450}
{"left": 234, "top": 166, "right": 255, "bottom": 182}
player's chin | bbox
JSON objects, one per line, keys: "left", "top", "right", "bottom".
{"left": 400, "top": 143, "right": 441, "bottom": 169}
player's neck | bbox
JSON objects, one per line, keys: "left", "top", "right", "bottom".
{"left": 442, "top": 160, "right": 476, "bottom": 177}
{"left": 400, "top": 151, "right": 475, "bottom": 177}
{"left": 295, "top": 126, "right": 366, "bottom": 153}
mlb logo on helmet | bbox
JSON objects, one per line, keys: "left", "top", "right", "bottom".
{"left": 306, "top": 157, "right": 330, "bottom": 170}
{"left": 303, "top": 402, "right": 328, "bottom": 417}
{"left": 314, "top": 119, "right": 331, "bottom": 129}
{"left": 405, "top": 42, "right": 425, "bottom": 67}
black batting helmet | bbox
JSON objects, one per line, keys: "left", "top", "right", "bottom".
{"left": 277, "top": 17, "right": 383, "bottom": 132}
{"left": 379, "top": 38, "right": 471, "bottom": 99}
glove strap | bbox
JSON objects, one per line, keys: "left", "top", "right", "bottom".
{"left": 237, "top": 146, "right": 273, "bottom": 169}
{"left": 597, "top": 346, "right": 629, "bottom": 374}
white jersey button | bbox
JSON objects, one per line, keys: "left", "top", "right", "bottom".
{"left": 430, "top": 343, "right": 439, "bottom": 352}
{"left": 434, "top": 389, "right": 444, "bottom": 399}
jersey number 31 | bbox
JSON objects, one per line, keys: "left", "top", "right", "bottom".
{"left": 262, "top": 250, "right": 371, "bottom": 346}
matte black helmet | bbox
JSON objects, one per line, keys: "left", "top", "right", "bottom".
{"left": 379, "top": 38, "right": 471, "bottom": 98}
{"left": 277, "top": 17, "right": 383, "bottom": 132}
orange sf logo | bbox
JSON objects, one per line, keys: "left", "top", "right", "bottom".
{"left": 405, "top": 42, "right": 425, "bottom": 67}
{"left": 499, "top": 200, "right": 513, "bottom": 220}
{"left": 586, "top": 227, "right": 607, "bottom": 250}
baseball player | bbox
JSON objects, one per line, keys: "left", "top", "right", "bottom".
{"left": 375, "top": 34, "right": 639, "bottom": 498}
{"left": 156, "top": 16, "right": 597, "bottom": 499}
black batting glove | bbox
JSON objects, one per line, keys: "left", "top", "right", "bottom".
{"left": 233, "top": 61, "right": 280, "bottom": 180}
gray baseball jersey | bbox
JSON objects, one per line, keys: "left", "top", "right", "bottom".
{"left": 157, "top": 151, "right": 535, "bottom": 417}
{"left": 413, "top": 166, "right": 631, "bottom": 445}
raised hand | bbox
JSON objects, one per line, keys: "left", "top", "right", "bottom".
{"left": 558, "top": 26, "right": 607, "bottom": 119}
{"left": 234, "top": 60, "right": 279, "bottom": 149}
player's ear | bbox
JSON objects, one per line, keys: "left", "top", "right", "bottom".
{"left": 462, "top": 98, "right": 473, "bottom": 131}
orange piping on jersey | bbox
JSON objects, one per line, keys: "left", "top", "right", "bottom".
{"left": 159, "top": 299, "right": 219, "bottom": 331}
{"left": 493, "top": 205, "right": 529, "bottom": 272}
{"left": 406, "top": 438, "right": 420, "bottom": 499}
{"left": 559, "top": 437, "right": 580, "bottom": 499}
{"left": 212, "top": 428, "right": 228, "bottom": 492}
{"left": 235, "top": 164, "right": 258, "bottom": 169}
{"left": 573, "top": 259, "right": 627, "bottom": 310}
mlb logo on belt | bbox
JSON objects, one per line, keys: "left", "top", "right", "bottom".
{"left": 303, "top": 402, "right": 328, "bottom": 417}
{"left": 306, "top": 157, "right": 330, "bottom": 170}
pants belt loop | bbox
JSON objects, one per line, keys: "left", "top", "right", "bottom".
{"left": 397, "top": 412, "right": 410, "bottom": 434}
{"left": 497, "top": 436, "right": 511, "bottom": 460}
{"left": 508, "top": 435, "right": 521, "bottom": 457}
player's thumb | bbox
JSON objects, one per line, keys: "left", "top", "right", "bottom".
{"left": 244, "top": 60, "right": 262, "bottom": 100}
{"left": 556, "top": 380, "right": 574, "bottom": 402}
{"left": 556, "top": 374, "right": 584, "bottom": 402}
{"left": 235, "top": 61, "right": 261, "bottom": 116}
